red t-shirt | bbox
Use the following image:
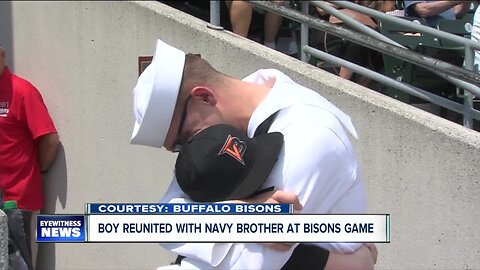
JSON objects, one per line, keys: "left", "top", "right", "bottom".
{"left": 0, "top": 67, "right": 57, "bottom": 211}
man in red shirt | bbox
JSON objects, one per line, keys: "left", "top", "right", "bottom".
{"left": 0, "top": 44, "right": 60, "bottom": 270}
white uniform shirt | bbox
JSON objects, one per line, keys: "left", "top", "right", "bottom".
{"left": 160, "top": 69, "right": 368, "bottom": 269}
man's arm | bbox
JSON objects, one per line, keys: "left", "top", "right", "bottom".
{"left": 161, "top": 182, "right": 375, "bottom": 269}
{"left": 22, "top": 82, "right": 59, "bottom": 172}
{"left": 410, "top": 1, "right": 464, "bottom": 18}
{"left": 453, "top": 2, "right": 470, "bottom": 19}
{"left": 37, "top": 132, "right": 60, "bottom": 172}
{"left": 247, "top": 190, "right": 377, "bottom": 270}
{"left": 324, "top": 245, "right": 375, "bottom": 270}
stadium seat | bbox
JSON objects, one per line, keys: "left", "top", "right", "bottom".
{"left": 437, "top": 18, "right": 473, "bottom": 48}
{"left": 379, "top": 17, "right": 464, "bottom": 104}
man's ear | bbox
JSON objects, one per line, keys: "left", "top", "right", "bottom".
{"left": 191, "top": 86, "right": 217, "bottom": 105}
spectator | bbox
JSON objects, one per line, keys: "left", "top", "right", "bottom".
{"left": 404, "top": 0, "right": 471, "bottom": 27}
{"left": 0, "top": 44, "right": 60, "bottom": 270}
{"left": 225, "top": 1, "right": 286, "bottom": 50}
{"left": 326, "top": 1, "right": 395, "bottom": 85}
{"left": 132, "top": 39, "right": 374, "bottom": 269}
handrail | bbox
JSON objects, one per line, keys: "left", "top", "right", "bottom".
{"left": 303, "top": 45, "right": 480, "bottom": 120}
{"left": 314, "top": 1, "right": 403, "bottom": 48}
{"left": 322, "top": 1, "right": 480, "bottom": 124}
{"left": 251, "top": 1, "right": 480, "bottom": 88}
{"left": 309, "top": 1, "right": 480, "bottom": 111}
{"left": 209, "top": 1, "right": 220, "bottom": 26}
{"left": 208, "top": 0, "right": 480, "bottom": 129}
{"left": 253, "top": 1, "right": 480, "bottom": 96}
{"left": 300, "top": 2, "right": 309, "bottom": 62}
{"left": 331, "top": 0, "right": 480, "bottom": 50}
{"left": 464, "top": 46, "right": 476, "bottom": 127}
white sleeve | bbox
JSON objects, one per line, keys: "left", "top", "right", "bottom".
{"left": 159, "top": 179, "right": 295, "bottom": 269}
{"left": 274, "top": 108, "right": 366, "bottom": 253}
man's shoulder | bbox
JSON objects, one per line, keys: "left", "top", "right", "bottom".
{"left": 11, "top": 72, "right": 34, "bottom": 86}
{"left": 10, "top": 73, "right": 39, "bottom": 95}
{"left": 272, "top": 104, "right": 355, "bottom": 151}
{"left": 274, "top": 104, "right": 346, "bottom": 136}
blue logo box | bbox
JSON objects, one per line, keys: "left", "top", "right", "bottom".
{"left": 36, "top": 215, "right": 86, "bottom": 242}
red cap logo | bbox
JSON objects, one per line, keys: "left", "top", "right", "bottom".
{"left": 218, "top": 135, "right": 247, "bottom": 165}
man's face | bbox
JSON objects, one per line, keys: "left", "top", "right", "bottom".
{"left": 163, "top": 90, "right": 223, "bottom": 152}
{"left": 164, "top": 95, "right": 194, "bottom": 152}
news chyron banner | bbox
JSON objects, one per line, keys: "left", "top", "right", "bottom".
{"left": 36, "top": 203, "right": 390, "bottom": 243}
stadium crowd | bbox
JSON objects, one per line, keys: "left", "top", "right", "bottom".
{"left": 160, "top": 0, "right": 480, "bottom": 130}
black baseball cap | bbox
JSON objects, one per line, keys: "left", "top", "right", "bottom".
{"left": 175, "top": 124, "right": 284, "bottom": 202}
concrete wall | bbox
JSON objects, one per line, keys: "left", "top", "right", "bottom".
{"left": 0, "top": 1, "right": 479, "bottom": 269}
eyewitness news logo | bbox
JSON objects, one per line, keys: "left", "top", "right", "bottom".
{"left": 36, "top": 215, "right": 86, "bottom": 242}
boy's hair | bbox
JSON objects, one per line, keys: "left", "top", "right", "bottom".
{"left": 175, "top": 54, "right": 227, "bottom": 110}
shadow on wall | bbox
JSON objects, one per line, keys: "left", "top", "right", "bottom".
{"left": 36, "top": 144, "right": 68, "bottom": 270}
{"left": 0, "top": 1, "right": 14, "bottom": 70}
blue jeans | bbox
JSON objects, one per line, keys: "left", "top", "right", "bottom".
{"left": 5, "top": 209, "right": 33, "bottom": 270}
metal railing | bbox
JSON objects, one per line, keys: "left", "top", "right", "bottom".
{"left": 209, "top": 1, "right": 480, "bottom": 129}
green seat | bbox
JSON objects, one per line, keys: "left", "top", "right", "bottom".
{"left": 379, "top": 17, "right": 464, "bottom": 103}
{"left": 437, "top": 18, "right": 473, "bottom": 47}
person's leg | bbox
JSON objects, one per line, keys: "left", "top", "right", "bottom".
{"left": 226, "top": 1, "right": 253, "bottom": 37}
{"left": 30, "top": 212, "right": 39, "bottom": 270}
{"left": 340, "top": 41, "right": 369, "bottom": 81}
{"left": 263, "top": 1, "right": 285, "bottom": 48}
{"left": 22, "top": 211, "right": 33, "bottom": 270}
{"left": 338, "top": 67, "right": 354, "bottom": 80}
{"left": 6, "top": 209, "right": 33, "bottom": 270}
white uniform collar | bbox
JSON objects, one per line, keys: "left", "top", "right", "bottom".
{"left": 245, "top": 69, "right": 358, "bottom": 139}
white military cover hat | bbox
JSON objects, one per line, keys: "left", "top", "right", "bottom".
{"left": 130, "top": 39, "right": 186, "bottom": 148}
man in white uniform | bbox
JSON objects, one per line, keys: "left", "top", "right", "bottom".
{"left": 131, "top": 39, "right": 375, "bottom": 269}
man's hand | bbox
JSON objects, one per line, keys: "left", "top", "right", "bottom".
{"left": 453, "top": 2, "right": 471, "bottom": 18}
{"left": 364, "top": 243, "right": 378, "bottom": 265}
{"left": 324, "top": 244, "right": 377, "bottom": 270}
{"left": 244, "top": 190, "right": 303, "bottom": 211}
